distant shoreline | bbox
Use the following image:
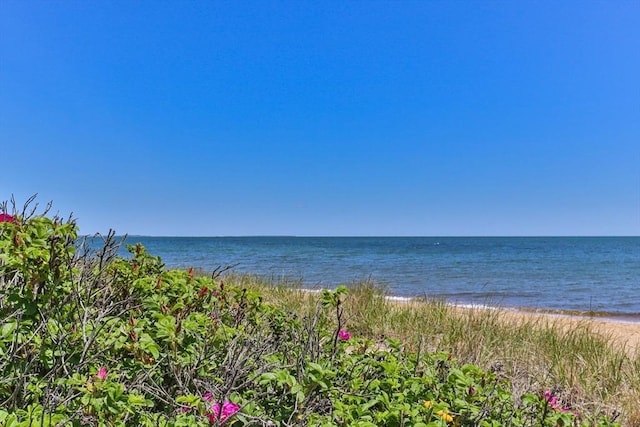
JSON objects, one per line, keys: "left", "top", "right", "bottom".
{"left": 298, "top": 287, "right": 640, "bottom": 323}
{"left": 103, "top": 235, "right": 640, "bottom": 238}
{"left": 426, "top": 299, "right": 640, "bottom": 324}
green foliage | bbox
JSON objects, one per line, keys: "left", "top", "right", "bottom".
{"left": 0, "top": 204, "right": 621, "bottom": 426}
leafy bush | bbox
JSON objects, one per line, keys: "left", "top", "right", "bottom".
{"left": 0, "top": 203, "right": 620, "bottom": 426}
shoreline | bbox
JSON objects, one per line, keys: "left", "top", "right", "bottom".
{"left": 300, "top": 287, "right": 640, "bottom": 323}
{"left": 451, "top": 302, "right": 640, "bottom": 324}
{"left": 383, "top": 294, "right": 640, "bottom": 323}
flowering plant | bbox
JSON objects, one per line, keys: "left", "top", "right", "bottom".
{"left": 208, "top": 401, "right": 241, "bottom": 423}
{"left": 96, "top": 367, "right": 107, "bottom": 380}
{"left": 0, "top": 213, "right": 15, "bottom": 223}
{"left": 338, "top": 329, "right": 351, "bottom": 340}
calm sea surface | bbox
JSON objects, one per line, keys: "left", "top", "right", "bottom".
{"left": 108, "top": 236, "right": 639, "bottom": 318}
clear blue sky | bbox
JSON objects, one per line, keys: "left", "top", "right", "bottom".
{"left": 1, "top": 1, "right": 639, "bottom": 236}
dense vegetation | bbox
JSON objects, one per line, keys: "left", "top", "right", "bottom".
{"left": 0, "top": 202, "right": 629, "bottom": 426}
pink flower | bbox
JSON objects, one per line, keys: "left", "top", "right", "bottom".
{"left": 544, "top": 390, "right": 572, "bottom": 413}
{"left": 338, "top": 330, "right": 351, "bottom": 341}
{"left": 208, "top": 401, "right": 240, "bottom": 422}
{"left": 0, "top": 213, "right": 15, "bottom": 223}
{"left": 97, "top": 366, "right": 107, "bottom": 380}
{"left": 203, "top": 392, "right": 213, "bottom": 401}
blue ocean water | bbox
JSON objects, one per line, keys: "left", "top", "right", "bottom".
{"left": 108, "top": 236, "right": 639, "bottom": 317}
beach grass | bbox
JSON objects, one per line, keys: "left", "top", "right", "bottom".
{"left": 227, "top": 274, "right": 640, "bottom": 426}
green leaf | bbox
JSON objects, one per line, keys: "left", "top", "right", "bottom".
{"left": 128, "top": 393, "right": 151, "bottom": 407}
{"left": 139, "top": 333, "right": 160, "bottom": 359}
{"left": 361, "top": 399, "right": 379, "bottom": 412}
{"left": 259, "top": 372, "right": 277, "bottom": 384}
{"left": 0, "top": 321, "right": 17, "bottom": 339}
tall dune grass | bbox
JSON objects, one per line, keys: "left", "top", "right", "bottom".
{"left": 226, "top": 274, "right": 640, "bottom": 426}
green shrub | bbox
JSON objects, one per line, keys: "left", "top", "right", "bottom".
{"left": 0, "top": 203, "right": 620, "bottom": 426}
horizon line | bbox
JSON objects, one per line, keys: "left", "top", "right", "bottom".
{"left": 82, "top": 234, "right": 640, "bottom": 238}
